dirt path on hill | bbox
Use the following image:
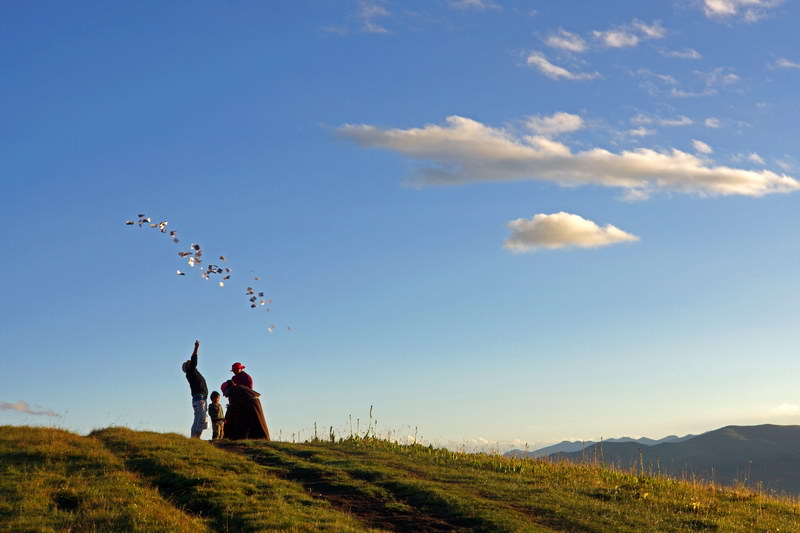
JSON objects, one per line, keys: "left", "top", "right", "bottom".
{"left": 216, "top": 442, "right": 475, "bottom": 532}
{"left": 270, "top": 444, "right": 595, "bottom": 533}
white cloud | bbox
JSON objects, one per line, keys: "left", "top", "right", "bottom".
{"left": 637, "top": 70, "right": 679, "bottom": 85}
{"left": 705, "top": 117, "right": 722, "bottom": 128}
{"left": 634, "top": 114, "right": 693, "bottom": 127}
{"left": 633, "top": 20, "right": 666, "bottom": 39}
{"left": 357, "top": 0, "right": 390, "bottom": 34}
{"left": 696, "top": 67, "right": 740, "bottom": 86}
{"left": 634, "top": 69, "right": 680, "bottom": 97}
{"left": 338, "top": 115, "right": 800, "bottom": 197}
{"left": 594, "top": 19, "right": 665, "bottom": 48}
{"left": 504, "top": 212, "right": 639, "bottom": 252}
{"left": 775, "top": 158, "right": 794, "bottom": 172}
{"left": 702, "top": 0, "right": 784, "bottom": 22}
{"left": 595, "top": 29, "right": 640, "bottom": 48}
{"left": 772, "top": 403, "right": 800, "bottom": 416}
{"left": 660, "top": 116, "right": 693, "bottom": 126}
{"left": 658, "top": 47, "right": 702, "bottom": 59}
{"left": 670, "top": 87, "right": 718, "bottom": 98}
{"left": 774, "top": 57, "right": 800, "bottom": 69}
{"left": 525, "top": 112, "right": 584, "bottom": 136}
{"left": 639, "top": 67, "right": 737, "bottom": 98}
{"left": 526, "top": 52, "right": 600, "bottom": 80}
{"left": 628, "top": 127, "right": 656, "bottom": 137}
{"left": 545, "top": 29, "right": 587, "bottom": 53}
{"left": 449, "top": 0, "right": 502, "bottom": 10}
{"left": 692, "top": 139, "right": 713, "bottom": 154}
{"left": 0, "top": 400, "right": 60, "bottom": 417}
{"left": 733, "top": 152, "right": 766, "bottom": 164}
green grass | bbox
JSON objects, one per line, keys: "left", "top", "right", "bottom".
{"left": 2, "top": 426, "right": 800, "bottom": 532}
{"left": 0, "top": 425, "right": 204, "bottom": 532}
{"left": 91, "top": 427, "right": 370, "bottom": 532}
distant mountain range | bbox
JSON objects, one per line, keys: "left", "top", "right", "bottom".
{"left": 505, "top": 433, "right": 696, "bottom": 458}
{"left": 507, "top": 425, "right": 800, "bottom": 495}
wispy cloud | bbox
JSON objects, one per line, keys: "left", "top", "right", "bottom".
{"left": 772, "top": 403, "right": 800, "bottom": 416}
{"left": 658, "top": 47, "right": 702, "bottom": 59}
{"left": 734, "top": 152, "right": 766, "bottom": 164}
{"left": 635, "top": 66, "right": 738, "bottom": 98}
{"left": 321, "top": 0, "right": 392, "bottom": 35}
{"left": 670, "top": 87, "right": 718, "bottom": 98}
{"left": 1, "top": 400, "right": 60, "bottom": 417}
{"left": 449, "top": 0, "right": 502, "bottom": 10}
{"left": 774, "top": 158, "right": 795, "bottom": 172}
{"left": 545, "top": 29, "right": 587, "bottom": 53}
{"left": 632, "top": 113, "right": 693, "bottom": 127}
{"left": 661, "top": 116, "right": 694, "bottom": 126}
{"left": 526, "top": 52, "right": 600, "bottom": 80}
{"left": 692, "top": 139, "right": 713, "bottom": 154}
{"left": 628, "top": 126, "right": 656, "bottom": 137}
{"left": 774, "top": 57, "right": 800, "bottom": 69}
{"left": 504, "top": 212, "right": 639, "bottom": 252}
{"left": 338, "top": 115, "right": 800, "bottom": 197}
{"left": 696, "top": 67, "right": 740, "bottom": 86}
{"left": 358, "top": 0, "right": 391, "bottom": 34}
{"left": 702, "top": 0, "right": 784, "bottom": 22}
{"left": 705, "top": 117, "right": 722, "bottom": 128}
{"left": 593, "top": 19, "right": 665, "bottom": 48}
{"left": 634, "top": 68, "right": 679, "bottom": 96}
{"left": 525, "top": 112, "right": 584, "bottom": 136}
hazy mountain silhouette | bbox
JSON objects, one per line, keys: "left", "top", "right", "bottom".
{"left": 504, "top": 434, "right": 694, "bottom": 459}
{"left": 549, "top": 424, "right": 800, "bottom": 495}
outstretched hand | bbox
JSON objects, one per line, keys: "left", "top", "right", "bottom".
{"left": 193, "top": 340, "right": 200, "bottom": 356}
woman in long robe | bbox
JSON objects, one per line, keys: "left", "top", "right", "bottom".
{"left": 221, "top": 380, "right": 270, "bottom": 440}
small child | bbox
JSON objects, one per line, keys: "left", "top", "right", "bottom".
{"left": 208, "top": 391, "right": 225, "bottom": 440}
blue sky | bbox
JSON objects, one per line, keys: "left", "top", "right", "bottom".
{"left": 2, "top": 0, "right": 800, "bottom": 450}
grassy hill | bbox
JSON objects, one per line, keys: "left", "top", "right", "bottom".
{"left": 2, "top": 426, "right": 800, "bottom": 532}
{"left": 553, "top": 425, "right": 800, "bottom": 496}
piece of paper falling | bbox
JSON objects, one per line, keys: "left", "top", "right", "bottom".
{"left": 128, "top": 213, "right": 289, "bottom": 331}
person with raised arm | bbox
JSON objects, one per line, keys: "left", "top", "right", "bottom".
{"left": 182, "top": 340, "right": 208, "bottom": 439}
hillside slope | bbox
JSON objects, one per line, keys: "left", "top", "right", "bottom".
{"left": 2, "top": 425, "right": 799, "bottom": 532}
{"left": 553, "top": 424, "right": 800, "bottom": 495}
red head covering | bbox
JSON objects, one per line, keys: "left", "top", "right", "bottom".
{"left": 231, "top": 362, "right": 245, "bottom": 372}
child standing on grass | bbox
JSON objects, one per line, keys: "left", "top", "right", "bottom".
{"left": 208, "top": 391, "right": 225, "bottom": 440}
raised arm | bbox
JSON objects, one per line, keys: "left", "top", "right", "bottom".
{"left": 189, "top": 340, "right": 200, "bottom": 367}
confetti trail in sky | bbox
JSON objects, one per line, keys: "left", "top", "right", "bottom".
{"left": 125, "top": 214, "right": 291, "bottom": 334}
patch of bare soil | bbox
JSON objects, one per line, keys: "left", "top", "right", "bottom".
{"left": 216, "top": 442, "right": 466, "bottom": 532}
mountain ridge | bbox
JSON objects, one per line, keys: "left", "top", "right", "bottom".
{"left": 504, "top": 433, "right": 696, "bottom": 458}
{"left": 551, "top": 424, "right": 800, "bottom": 495}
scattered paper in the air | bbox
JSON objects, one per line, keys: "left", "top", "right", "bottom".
{"left": 127, "top": 213, "right": 291, "bottom": 334}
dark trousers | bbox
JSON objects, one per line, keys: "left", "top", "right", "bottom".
{"left": 211, "top": 420, "right": 225, "bottom": 440}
